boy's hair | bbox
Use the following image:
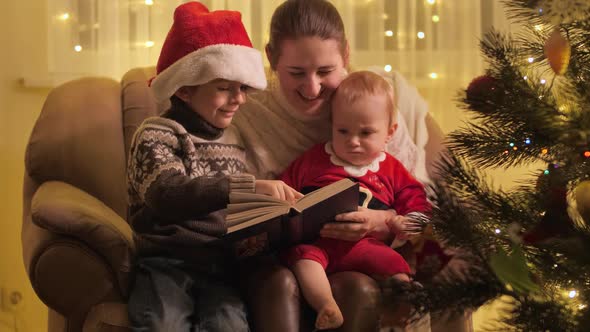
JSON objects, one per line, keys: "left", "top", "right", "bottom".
{"left": 332, "top": 71, "right": 397, "bottom": 126}
{"left": 266, "top": 0, "right": 347, "bottom": 70}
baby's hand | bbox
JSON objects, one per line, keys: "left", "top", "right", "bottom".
{"left": 255, "top": 180, "right": 303, "bottom": 203}
{"left": 386, "top": 215, "right": 411, "bottom": 240}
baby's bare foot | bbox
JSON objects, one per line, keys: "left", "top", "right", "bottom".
{"left": 315, "top": 302, "right": 343, "bottom": 330}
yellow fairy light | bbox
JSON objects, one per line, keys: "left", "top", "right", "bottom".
{"left": 417, "top": 31, "right": 425, "bottom": 39}
{"left": 145, "top": 0, "right": 154, "bottom": 5}
{"left": 528, "top": 57, "right": 534, "bottom": 63}
{"left": 541, "top": 148, "right": 548, "bottom": 154}
{"left": 579, "top": 304, "right": 587, "bottom": 309}
{"left": 427, "top": 0, "right": 436, "bottom": 4}
{"left": 384, "top": 64, "right": 392, "bottom": 72}
{"left": 513, "top": 146, "right": 518, "bottom": 150}
{"left": 385, "top": 30, "right": 394, "bottom": 37}
{"left": 429, "top": 72, "right": 438, "bottom": 79}
{"left": 494, "top": 229, "right": 501, "bottom": 234}
{"left": 569, "top": 290, "right": 577, "bottom": 298}
{"left": 432, "top": 15, "right": 440, "bottom": 22}
{"left": 74, "top": 45, "right": 82, "bottom": 52}
{"left": 145, "top": 41, "right": 155, "bottom": 48}
{"left": 540, "top": 79, "right": 547, "bottom": 84}
{"left": 58, "top": 13, "right": 70, "bottom": 21}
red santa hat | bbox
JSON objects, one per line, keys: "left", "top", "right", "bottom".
{"left": 151, "top": 2, "right": 267, "bottom": 103}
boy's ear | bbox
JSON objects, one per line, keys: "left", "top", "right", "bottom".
{"left": 174, "top": 86, "right": 192, "bottom": 103}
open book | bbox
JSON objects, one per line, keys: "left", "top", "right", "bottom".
{"left": 223, "top": 178, "right": 359, "bottom": 254}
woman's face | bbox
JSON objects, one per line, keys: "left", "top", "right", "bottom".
{"left": 273, "top": 37, "right": 347, "bottom": 117}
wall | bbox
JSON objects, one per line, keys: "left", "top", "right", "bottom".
{"left": 0, "top": 0, "right": 50, "bottom": 331}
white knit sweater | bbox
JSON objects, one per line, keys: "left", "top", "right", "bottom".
{"left": 232, "top": 69, "right": 429, "bottom": 183}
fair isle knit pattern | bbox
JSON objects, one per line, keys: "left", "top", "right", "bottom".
{"left": 128, "top": 117, "right": 247, "bottom": 210}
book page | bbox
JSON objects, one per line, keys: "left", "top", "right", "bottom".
{"left": 294, "top": 179, "right": 355, "bottom": 212}
{"left": 226, "top": 191, "right": 291, "bottom": 228}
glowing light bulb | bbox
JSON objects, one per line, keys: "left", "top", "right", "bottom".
{"left": 524, "top": 75, "right": 528, "bottom": 80}
{"left": 384, "top": 65, "right": 392, "bottom": 72}
{"left": 569, "top": 290, "right": 577, "bottom": 298}
{"left": 525, "top": 138, "right": 531, "bottom": 144}
{"left": 584, "top": 151, "right": 590, "bottom": 158}
{"left": 145, "top": 41, "right": 155, "bottom": 48}
{"left": 534, "top": 24, "right": 543, "bottom": 31}
{"left": 427, "top": 0, "right": 436, "bottom": 4}
{"left": 494, "top": 229, "right": 501, "bottom": 234}
{"left": 385, "top": 30, "right": 394, "bottom": 37}
{"left": 432, "top": 15, "right": 440, "bottom": 22}
{"left": 74, "top": 45, "right": 82, "bottom": 52}
{"left": 429, "top": 72, "right": 438, "bottom": 79}
{"left": 417, "top": 32, "right": 425, "bottom": 39}
{"left": 540, "top": 79, "right": 546, "bottom": 84}
{"left": 59, "top": 13, "right": 70, "bottom": 21}
{"left": 145, "top": 0, "right": 154, "bottom": 5}
{"left": 541, "top": 148, "right": 548, "bottom": 154}
{"left": 528, "top": 57, "right": 534, "bottom": 63}
{"left": 544, "top": 169, "right": 550, "bottom": 175}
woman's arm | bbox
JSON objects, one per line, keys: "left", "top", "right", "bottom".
{"left": 320, "top": 208, "right": 397, "bottom": 242}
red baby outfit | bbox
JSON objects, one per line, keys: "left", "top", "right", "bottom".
{"left": 280, "top": 143, "right": 430, "bottom": 276}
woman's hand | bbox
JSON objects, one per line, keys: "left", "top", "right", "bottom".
{"left": 320, "top": 207, "right": 394, "bottom": 242}
{"left": 255, "top": 180, "right": 303, "bottom": 203}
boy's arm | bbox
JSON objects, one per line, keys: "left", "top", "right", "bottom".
{"left": 128, "top": 128, "right": 254, "bottom": 221}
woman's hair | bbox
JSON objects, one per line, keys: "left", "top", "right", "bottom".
{"left": 332, "top": 71, "right": 397, "bottom": 126}
{"left": 266, "top": 0, "right": 347, "bottom": 69}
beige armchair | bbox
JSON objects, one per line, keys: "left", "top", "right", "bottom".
{"left": 22, "top": 67, "right": 471, "bottom": 332}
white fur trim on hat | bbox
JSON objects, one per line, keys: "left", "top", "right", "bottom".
{"left": 151, "top": 43, "right": 267, "bottom": 103}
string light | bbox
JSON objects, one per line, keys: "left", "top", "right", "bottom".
{"left": 540, "top": 79, "right": 547, "bottom": 84}
{"left": 145, "top": 0, "right": 154, "bottom": 5}
{"left": 534, "top": 24, "right": 543, "bottom": 31}
{"left": 541, "top": 148, "right": 548, "bottom": 154}
{"left": 145, "top": 41, "right": 155, "bottom": 48}
{"left": 524, "top": 75, "right": 528, "bottom": 80}
{"left": 58, "top": 13, "right": 70, "bottom": 21}
{"left": 528, "top": 57, "right": 534, "bottom": 63}
{"left": 494, "top": 229, "right": 501, "bottom": 234}
{"left": 385, "top": 30, "right": 394, "bottom": 37}
{"left": 584, "top": 151, "right": 590, "bottom": 158}
{"left": 432, "top": 15, "right": 440, "bottom": 22}
{"left": 569, "top": 290, "right": 577, "bottom": 298}
{"left": 427, "top": 0, "right": 436, "bottom": 4}
{"left": 429, "top": 72, "right": 438, "bottom": 79}
{"left": 513, "top": 146, "right": 518, "bottom": 150}
{"left": 384, "top": 64, "right": 392, "bottom": 72}
{"left": 544, "top": 169, "right": 550, "bottom": 175}
{"left": 417, "top": 31, "right": 425, "bottom": 39}
{"left": 74, "top": 45, "right": 82, "bottom": 52}
{"left": 509, "top": 142, "right": 515, "bottom": 147}
{"left": 525, "top": 138, "right": 531, "bottom": 144}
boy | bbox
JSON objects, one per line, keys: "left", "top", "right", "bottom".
{"left": 126, "top": 2, "right": 300, "bottom": 331}
{"left": 280, "top": 71, "right": 430, "bottom": 330}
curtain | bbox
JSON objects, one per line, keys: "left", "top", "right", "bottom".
{"left": 47, "top": 0, "right": 511, "bottom": 132}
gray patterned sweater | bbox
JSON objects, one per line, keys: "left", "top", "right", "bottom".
{"left": 127, "top": 97, "right": 255, "bottom": 260}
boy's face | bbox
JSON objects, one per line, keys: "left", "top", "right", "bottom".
{"left": 176, "top": 79, "right": 249, "bottom": 129}
{"left": 331, "top": 93, "right": 396, "bottom": 166}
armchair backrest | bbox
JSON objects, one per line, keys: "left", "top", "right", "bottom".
{"left": 24, "top": 68, "right": 158, "bottom": 221}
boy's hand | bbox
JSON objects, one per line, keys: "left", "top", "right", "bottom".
{"left": 255, "top": 180, "right": 303, "bottom": 203}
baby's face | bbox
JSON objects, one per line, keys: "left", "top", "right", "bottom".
{"left": 331, "top": 93, "right": 395, "bottom": 166}
{"left": 179, "top": 79, "right": 250, "bottom": 129}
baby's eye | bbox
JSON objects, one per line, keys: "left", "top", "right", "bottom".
{"left": 361, "top": 130, "right": 374, "bottom": 137}
{"left": 289, "top": 72, "right": 305, "bottom": 77}
{"left": 240, "top": 85, "right": 251, "bottom": 92}
{"left": 337, "top": 129, "right": 348, "bottom": 135}
{"left": 217, "top": 86, "right": 230, "bottom": 91}
{"left": 318, "top": 70, "right": 333, "bottom": 76}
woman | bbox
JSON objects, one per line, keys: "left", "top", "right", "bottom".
{"left": 233, "top": 0, "right": 438, "bottom": 331}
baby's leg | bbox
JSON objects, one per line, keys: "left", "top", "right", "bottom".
{"left": 292, "top": 259, "right": 344, "bottom": 330}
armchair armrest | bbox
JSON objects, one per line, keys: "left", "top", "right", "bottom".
{"left": 31, "top": 181, "right": 136, "bottom": 295}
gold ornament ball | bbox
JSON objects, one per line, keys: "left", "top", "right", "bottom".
{"left": 574, "top": 180, "right": 590, "bottom": 224}
{"left": 544, "top": 28, "right": 571, "bottom": 75}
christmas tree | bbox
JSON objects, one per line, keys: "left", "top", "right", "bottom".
{"left": 394, "top": 1, "right": 590, "bottom": 331}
